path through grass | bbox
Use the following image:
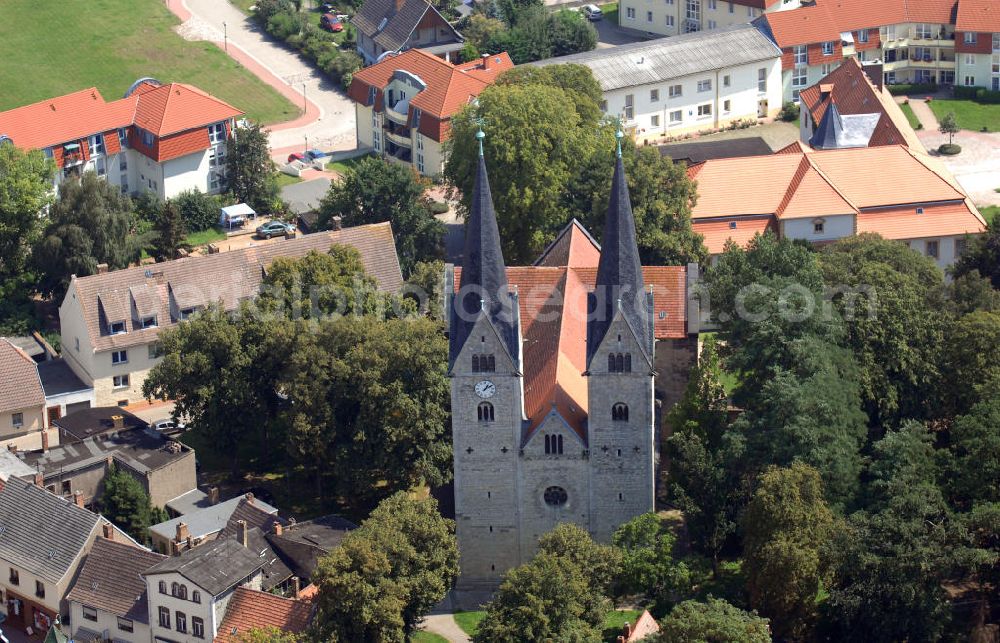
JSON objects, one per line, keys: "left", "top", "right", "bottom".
{"left": 0, "top": 0, "right": 298, "bottom": 124}
{"left": 899, "top": 102, "right": 922, "bottom": 130}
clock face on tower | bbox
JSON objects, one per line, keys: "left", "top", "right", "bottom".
{"left": 475, "top": 380, "right": 497, "bottom": 399}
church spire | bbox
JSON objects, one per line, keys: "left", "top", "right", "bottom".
{"left": 450, "top": 128, "right": 520, "bottom": 368}
{"left": 587, "top": 131, "right": 652, "bottom": 366}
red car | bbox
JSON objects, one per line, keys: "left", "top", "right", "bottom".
{"left": 287, "top": 152, "right": 306, "bottom": 163}
{"left": 321, "top": 13, "right": 344, "bottom": 32}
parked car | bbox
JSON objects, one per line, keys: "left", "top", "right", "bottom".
{"left": 306, "top": 149, "right": 329, "bottom": 161}
{"left": 321, "top": 13, "right": 344, "bottom": 31}
{"left": 152, "top": 418, "right": 186, "bottom": 433}
{"left": 287, "top": 152, "right": 307, "bottom": 163}
{"left": 582, "top": 4, "right": 603, "bottom": 20}
{"left": 256, "top": 221, "right": 296, "bottom": 239}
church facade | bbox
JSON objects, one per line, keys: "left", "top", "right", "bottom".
{"left": 445, "top": 134, "right": 693, "bottom": 589}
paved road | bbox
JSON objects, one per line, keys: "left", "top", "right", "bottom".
{"left": 169, "top": 0, "right": 357, "bottom": 153}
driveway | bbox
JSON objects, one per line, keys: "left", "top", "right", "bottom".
{"left": 917, "top": 129, "right": 1000, "bottom": 207}
{"left": 168, "top": 0, "right": 357, "bottom": 154}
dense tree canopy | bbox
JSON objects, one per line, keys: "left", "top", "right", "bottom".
{"left": 313, "top": 493, "right": 458, "bottom": 642}
{"left": 952, "top": 220, "right": 1000, "bottom": 288}
{"left": 33, "top": 171, "right": 141, "bottom": 298}
{"left": 611, "top": 513, "right": 693, "bottom": 612}
{"left": 101, "top": 465, "right": 168, "bottom": 544}
{"left": 150, "top": 200, "right": 186, "bottom": 262}
{"left": 318, "top": 156, "right": 443, "bottom": 275}
{"left": 656, "top": 598, "right": 770, "bottom": 643}
{"left": 940, "top": 310, "right": 1000, "bottom": 416}
{"left": 947, "top": 396, "right": 1000, "bottom": 508}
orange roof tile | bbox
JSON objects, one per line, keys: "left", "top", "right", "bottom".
{"left": 759, "top": 3, "right": 841, "bottom": 47}
{"left": 215, "top": 587, "right": 313, "bottom": 643}
{"left": 534, "top": 219, "right": 602, "bottom": 268}
{"left": 349, "top": 49, "right": 512, "bottom": 120}
{"left": 776, "top": 140, "right": 811, "bottom": 154}
{"left": 956, "top": 0, "right": 1000, "bottom": 32}
{"left": 856, "top": 203, "right": 987, "bottom": 239}
{"left": 132, "top": 83, "right": 242, "bottom": 137}
{"left": 693, "top": 217, "right": 777, "bottom": 254}
{"left": 762, "top": 0, "right": 957, "bottom": 47}
{"left": 777, "top": 157, "right": 856, "bottom": 218}
{"left": 904, "top": 0, "right": 959, "bottom": 25}
{"left": 691, "top": 154, "right": 805, "bottom": 217}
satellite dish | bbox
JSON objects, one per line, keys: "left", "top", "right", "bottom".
{"left": 124, "top": 77, "right": 163, "bottom": 98}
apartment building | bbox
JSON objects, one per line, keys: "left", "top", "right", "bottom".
{"left": 0, "top": 79, "right": 242, "bottom": 199}
{"left": 618, "top": 0, "right": 796, "bottom": 39}
{"left": 688, "top": 145, "right": 986, "bottom": 267}
{"left": 0, "top": 339, "right": 46, "bottom": 443}
{"left": 58, "top": 223, "right": 404, "bottom": 406}
{"left": 531, "top": 24, "right": 783, "bottom": 141}
{"left": 348, "top": 49, "right": 513, "bottom": 176}
{"left": 754, "top": 0, "right": 1000, "bottom": 102}
{"left": 352, "top": 0, "right": 464, "bottom": 65}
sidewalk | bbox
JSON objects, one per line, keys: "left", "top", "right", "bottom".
{"left": 908, "top": 98, "right": 940, "bottom": 130}
{"left": 421, "top": 614, "right": 472, "bottom": 643}
{"left": 165, "top": 0, "right": 357, "bottom": 153}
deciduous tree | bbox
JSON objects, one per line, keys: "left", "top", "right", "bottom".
{"left": 313, "top": 493, "right": 458, "bottom": 642}
{"left": 952, "top": 221, "right": 1000, "bottom": 288}
{"left": 947, "top": 397, "right": 1000, "bottom": 507}
{"left": 538, "top": 522, "right": 622, "bottom": 597}
{"left": 939, "top": 111, "right": 959, "bottom": 144}
{"left": 743, "top": 463, "right": 833, "bottom": 639}
{"left": 612, "top": 513, "right": 694, "bottom": 611}
{"left": 656, "top": 598, "right": 770, "bottom": 643}
{"left": 318, "top": 156, "right": 443, "bottom": 275}
{"left": 940, "top": 311, "right": 1000, "bottom": 416}
{"left": 151, "top": 200, "right": 187, "bottom": 262}
{"left": 101, "top": 465, "right": 168, "bottom": 544}
{"left": 226, "top": 121, "right": 280, "bottom": 213}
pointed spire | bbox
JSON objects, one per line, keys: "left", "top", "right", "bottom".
{"left": 587, "top": 135, "right": 652, "bottom": 365}
{"left": 450, "top": 129, "right": 520, "bottom": 368}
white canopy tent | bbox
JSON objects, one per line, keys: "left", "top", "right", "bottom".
{"left": 219, "top": 203, "right": 256, "bottom": 229}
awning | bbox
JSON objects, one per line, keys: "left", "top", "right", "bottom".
{"left": 63, "top": 143, "right": 80, "bottom": 150}
{"left": 840, "top": 31, "right": 854, "bottom": 44}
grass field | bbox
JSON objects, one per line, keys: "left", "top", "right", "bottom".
{"left": 184, "top": 227, "right": 227, "bottom": 247}
{"left": 899, "top": 102, "right": 922, "bottom": 130}
{"left": 412, "top": 632, "right": 448, "bottom": 643}
{"left": 0, "top": 0, "right": 299, "bottom": 125}
{"left": 452, "top": 608, "right": 647, "bottom": 641}
{"left": 328, "top": 154, "right": 374, "bottom": 174}
{"left": 980, "top": 205, "right": 999, "bottom": 225}
{"left": 927, "top": 99, "right": 1000, "bottom": 132}
{"left": 453, "top": 611, "right": 485, "bottom": 637}
{"left": 276, "top": 173, "right": 305, "bottom": 187}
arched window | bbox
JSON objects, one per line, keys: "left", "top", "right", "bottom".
{"left": 171, "top": 582, "right": 179, "bottom": 597}
{"left": 472, "top": 354, "right": 480, "bottom": 371}
{"left": 486, "top": 355, "right": 495, "bottom": 372}
{"left": 544, "top": 434, "right": 565, "bottom": 455}
{"left": 192, "top": 590, "right": 201, "bottom": 604}
{"left": 177, "top": 585, "right": 187, "bottom": 600}
{"left": 615, "top": 353, "right": 625, "bottom": 372}
{"left": 612, "top": 403, "right": 629, "bottom": 422}
{"left": 624, "top": 353, "right": 632, "bottom": 373}
{"left": 478, "top": 402, "right": 494, "bottom": 422}
{"left": 608, "top": 353, "right": 616, "bottom": 371}
{"left": 543, "top": 486, "right": 568, "bottom": 506}
{"left": 159, "top": 581, "right": 167, "bottom": 595}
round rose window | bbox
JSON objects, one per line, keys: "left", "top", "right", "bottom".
{"left": 543, "top": 486, "right": 568, "bottom": 506}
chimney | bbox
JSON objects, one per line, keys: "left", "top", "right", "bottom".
{"left": 102, "top": 523, "right": 114, "bottom": 541}
{"left": 7, "top": 444, "right": 16, "bottom": 454}
{"left": 96, "top": 263, "right": 109, "bottom": 275}
{"left": 33, "top": 472, "right": 44, "bottom": 488}
{"left": 291, "top": 576, "right": 301, "bottom": 600}
{"left": 273, "top": 522, "right": 283, "bottom": 537}
{"left": 110, "top": 414, "right": 125, "bottom": 430}
{"left": 176, "top": 522, "right": 190, "bottom": 543}
{"left": 623, "top": 623, "right": 632, "bottom": 638}
{"left": 330, "top": 215, "right": 343, "bottom": 231}
{"left": 207, "top": 487, "right": 220, "bottom": 505}
{"left": 244, "top": 492, "right": 255, "bottom": 505}
{"left": 41, "top": 430, "right": 49, "bottom": 454}
{"left": 236, "top": 519, "right": 248, "bottom": 548}
{"left": 73, "top": 490, "right": 85, "bottom": 508}
{"left": 481, "top": 53, "right": 490, "bottom": 70}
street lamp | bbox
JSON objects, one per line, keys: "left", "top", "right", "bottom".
{"left": 302, "top": 83, "right": 307, "bottom": 115}
{"left": 223, "top": 21, "right": 228, "bottom": 53}
{"left": 305, "top": 134, "right": 309, "bottom": 157}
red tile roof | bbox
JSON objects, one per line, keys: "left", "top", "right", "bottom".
{"left": 453, "top": 241, "right": 687, "bottom": 437}
{"left": 956, "top": 0, "right": 1000, "bottom": 32}
{"left": 349, "top": 49, "right": 513, "bottom": 121}
{"left": 0, "top": 339, "right": 45, "bottom": 414}
{"left": 693, "top": 217, "right": 777, "bottom": 254}
{"left": 856, "top": 202, "right": 986, "bottom": 239}
{"left": 534, "top": 219, "right": 602, "bottom": 267}
{"left": 215, "top": 587, "right": 314, "bottom": 643}
{"left": 0, "top": 81, "right": 241, "bottom": 155}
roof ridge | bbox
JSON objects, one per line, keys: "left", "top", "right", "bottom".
{"left": 775, "top": 154, "right": 812, "bottom": 217}
{"left": 802, "top": 151, "right": 860, "bottom": 213}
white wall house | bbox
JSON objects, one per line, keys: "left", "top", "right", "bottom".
{"left": 617, "top": 0, "right": 796, "bottom": 39}
{"left": 530, "top": 24, "right": 783, "bottom": 142}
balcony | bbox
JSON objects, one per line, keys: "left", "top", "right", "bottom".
{"left": 384, "top": 129, "right": 412, "bottom": 148}
{"left": 63, "top": 150, "right": 84, "bottom": 166}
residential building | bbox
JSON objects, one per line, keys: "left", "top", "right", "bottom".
{"left": 349, "top": 49, "right": 513, "bottom": 176}
{"left": 0, "top": 339, "right": 47, "bottom": 446}
{"left": 753, "top": 0, "right": 1000, "bottom": 102}
{"left": 143, "top": 537, "right": 265, "bottom": 642}
{"left": 149, "top": 493, "right": 280, "bottom": 556}
{"left": 617, "top": 0, "right": 794, "bottom": 39}
{"left": 37, "top": 359, "right": 95, "bottom": 426}
{"left": 687, "top": 145, "right": 987, "bottom": 266}
{"left": 214, "top": 587, "right": 314, "bottom": 643}
{"left": 447, "top": 141, "right": 695, "bottom": 592}
{"left": 65, "top": 536, "right": 166, "bottom": 643}
{"left": 58, "top": 223, "right": 404, "bottom": 406}
{"left": 530, "top": 24, "right": 783, "bottom": 142}
{"left": 20, "top": 426, "right": 197, "bottom": 509}
{"left": 799, "top": 58, "right": 923, "bottom": 149}
{"left": 264, "top": 515, "right": 357, "bottom": 586}
{"left": 351, "top": 0, "right": 464, "bottom": 65}
{"left": 0, "top": 79, "right": 243, "bottom": 199}
{"left": 52, "top": 406, "right": 147, "bottom": 444}
{"left": 955, "top": 0, "right": 1000, "bottom": 91}
{"left": 0, "top": 479, "right": 118, "bottom": 634}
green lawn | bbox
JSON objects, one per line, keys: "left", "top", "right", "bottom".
{"left": 927, "top": 99, "right": 1000, "bottom": 132}
{"left": 602, "top": 609, "right": 644, "bottom": 641}
{"left": 599, "top": 3, "right": 619, "bottom": 26}
{"left": 980, "top": 205, "right": 1000, "bottom": 225}
{"left": 328, "top": 154, "right": 374, "bottom": 174}
{"left": 899, "top": 102, "right": 922, "bottom": 130}
{"left": 0, "top": 0, "right": 299, "bottom": 125}
{"left": 453, "top": 611, "right": 485, "bottom": 637}
{"left": 412, "top": 632, "right": 449, "bottom": 643}
{"left": 184, "top": 227, "right": 227, "bottom": 247}
{"left": 276, "top": 173, "right": 305, "bottom": 187}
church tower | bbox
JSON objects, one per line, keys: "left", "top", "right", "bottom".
{"left": 586, "top": 132, "right": 656, "bottom": 543}
{"left": 448, "top": 130, "right": 525, "bottom": 587}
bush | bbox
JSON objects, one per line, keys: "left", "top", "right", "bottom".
{"left": 428, "top": 200, "right": 450, "bottom": 215}
{"left": 133, "top": 191, "right": 162, "bottom": 223}
{"left": 173, "top": 189, "right": 220, "bottom": 232}
{"left": 887, "top": 83, "right": 937, "bottom": 96}
{"left": 268, "top": 10, "right": 303, "bottom": 40}
{"left": 779, "top": 101, "right": 800, "bottom": 122}
{"left": 938, "top": 143, "right": 962, "bottom": 155}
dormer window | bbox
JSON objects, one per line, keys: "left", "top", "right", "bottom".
{"left": 208, "top": 123, "right": 226, "bottom": 145}
{"left": 109, "top": 321, "right": 126, "bottom": 335}
{"left": 179, "top": 307, "right": 198, "bottom": 320}
{"left": 89, "top": 134, "right": 105, "bottom": 156}
{"left": 140, "top": 129, "right": 154, "bottom": 146}
{"left": 139, "top": 315, "right": 157, "bottom": 329}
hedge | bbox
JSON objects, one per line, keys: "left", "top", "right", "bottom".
{"left": 887, "top": 83, "right": 938, "bottom": 96}
{"left": 954, "top": 85, "right": 1000, "bottom": 104}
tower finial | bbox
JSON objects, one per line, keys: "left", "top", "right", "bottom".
{"left": 615, "top": 129, "right": 624, "bottom": 159}
{"left": 474, "top": 118, "right": 486, "bottom": 158}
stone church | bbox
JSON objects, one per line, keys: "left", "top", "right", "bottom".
{"left": 445, "top": 133, "right": 695, "bottom": 590}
